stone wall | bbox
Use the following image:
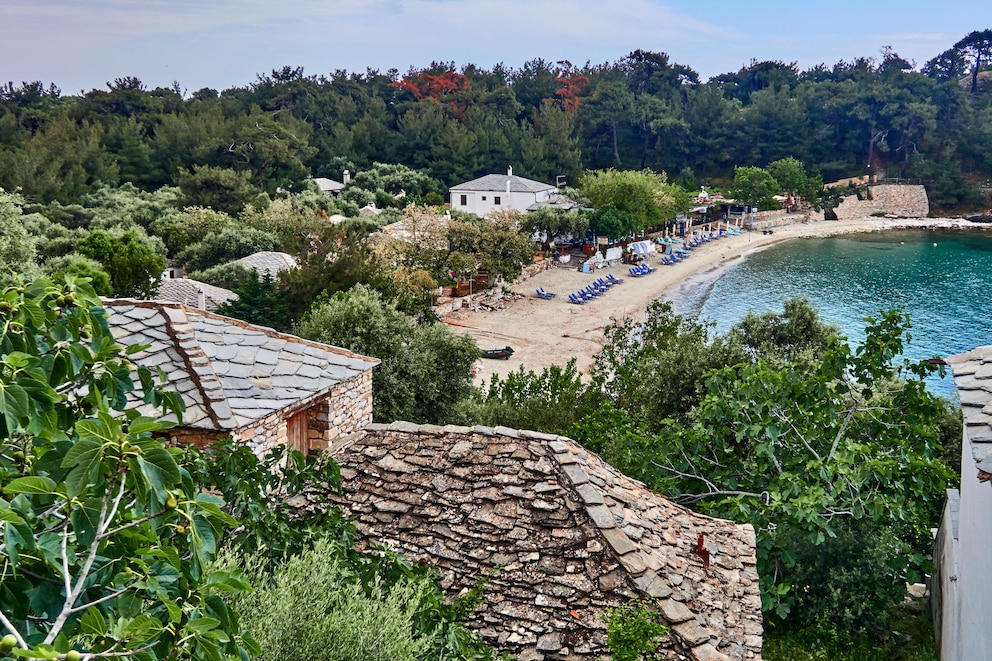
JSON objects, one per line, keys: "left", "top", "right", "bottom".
{"left": 327, "top": 423, "right": 762, "bottom": 661}
{"left": 433, "top": 258, "right": 552, "bottom": 315}
{"left": 747, "top": 212, "right": 810, "bottom": 231}
{"left": 242, "top": 371, "right": 374, "bottom": 456}
{"left": 833, "top": 184, "right": 929, "bottom": 219}
{"left": 166, "top": 371, "right": 374, "bottom": 457}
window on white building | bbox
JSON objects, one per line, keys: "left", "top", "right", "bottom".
{"left": 460, "top": 194, "right": 467, "bottom": 206}
{"left": 494, "top": 196, "right": 501, "bottom": 205}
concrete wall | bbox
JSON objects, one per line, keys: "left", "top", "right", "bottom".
{"left": 933, "top": 490, "right": 959, "bottom": 661}
{"left": 833, "top": 184, "right": 929, "bottom": 219}
{"left": 940, "top": 431, "right": 992, "bottom": 661}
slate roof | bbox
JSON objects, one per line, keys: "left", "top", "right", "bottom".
{"left": 326, "top": 423, "right": 762, "bottom": 661}
{"left": 312, "top": 177, "right": 345, "bottom": 193}
{"left": 155, "top": 278, "right": 238, "bottom": 311}
{"left": 947, "top": 346, "right": 992, "bottom": 481}
{"left": 103, "top": 300, "right": 379, "bottom": 431}
{"left": 526, "top": 193, "right": 584, "bottom": 212}
{"left": 449, "top": 173, "right": 557, "bottom": 193}
{"left": 236, "top": 251, "right": 298, "bottom": 278}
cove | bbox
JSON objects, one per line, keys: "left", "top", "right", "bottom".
{"left": 668, "top": 229, "right": 992, "bottom": 399}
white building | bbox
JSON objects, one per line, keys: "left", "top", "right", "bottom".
{"left": 934, "top": 346, "right": 992, "bottom": 661}
{"left": 448, "top": 166, "right": 577, "bottom": 217}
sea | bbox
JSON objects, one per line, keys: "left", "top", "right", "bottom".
{"left": 664, "top": 229, "right": 992, "bottom": 399}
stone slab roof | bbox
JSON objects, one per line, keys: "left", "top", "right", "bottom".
{"left": 326, "top": 423, "right": 762, "bottom": 661}
{"left": 155, "top": 278, "right": 238, "bottom": 311}
{"left": 236, "top": 251, "right": 298, "bottom": 277}
{"left": 947, "top": 346, "right": 992, "bottom": 480}
{"left": 103, "top": 300, "right": 379, "bottom": 431}
{"left": 450, "top": 173, "right": 556, "bottom": 194}
{"left": 526, "top": 194, "right": 584, "bottom": 212}
{"left": 312, "top": 177, "right": 345, "bottom": 193}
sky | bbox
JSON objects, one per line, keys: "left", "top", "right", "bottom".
{"left": 1, "top": 1, "right": 990, "bottom": 96}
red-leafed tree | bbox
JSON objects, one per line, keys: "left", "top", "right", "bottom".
{"left": 554, "top": 73, "right": 588, "bottom": 111}
{"left": 390, "top": 71, "right": 470, "bottom": 102}
{"left": 550, "top": 59, "right": 588, "bottom": 111}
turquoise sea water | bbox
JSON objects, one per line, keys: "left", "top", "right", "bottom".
{"left": 667, "top": 230, "right": 992, "bottom": 398}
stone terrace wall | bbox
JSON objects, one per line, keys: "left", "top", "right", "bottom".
{"left": 834, "top": 184, "right": 929, "bottom": 219}
{"left": 327, "top": 423, "right": 762, "bottom": 661}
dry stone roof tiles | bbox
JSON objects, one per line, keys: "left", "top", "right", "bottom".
{"left": 235, "top": 251, "right": 298, "bottom": 278}
{"left": 103, "top": 300, "right": 378, "bottom": 430}
{"left": 327, "top": 422, "right": 763, "bottom": 661}
{"left": 312, "top": 177, "right": 345, "bottom": 194}
{"left": 155, "top": 278, "right": 238, "bottom": 311}
{"left": 947, "top": 346, "right": 992, "bottom": 479}
{"left": 450, "top": 173, "right": 557, "bottom": 193}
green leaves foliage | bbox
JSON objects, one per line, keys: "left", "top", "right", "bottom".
{"left": 0, "top": 278, "right": 250, "bottom": 661}
{"left": 294, "top": 284, "right": 480, "bottom": 424}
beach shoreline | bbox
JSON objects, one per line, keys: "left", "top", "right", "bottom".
{"left": 442, "top": 217, "right": 990, "bottom": 382}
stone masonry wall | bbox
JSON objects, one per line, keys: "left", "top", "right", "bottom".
{"left": 166, "top": 371, "right": 374, "bottom": 458}
{"left": 834, "top": 184, "right": 929, "bottom": 219}
{"left": 243, "top": 370, "right": 374, "bottom": 456}
{"left": 327, "top": 423, "right": 762, "bottom": 661}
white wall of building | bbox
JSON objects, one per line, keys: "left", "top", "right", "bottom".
{"left": 450, "top": 188, "right": 552, "bottom": 217}
{"left": 939, "top": 435, "right": 992, "bottom": 661}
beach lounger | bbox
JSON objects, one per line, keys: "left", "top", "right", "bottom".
{"left": 536, "top": 288, "right": 556, "bottom": 299}
{"left": 607, "top": 274, "right": 624, "bottom": 284}
{"left": 568, "top": 293, "right": 585, "bottom": 305}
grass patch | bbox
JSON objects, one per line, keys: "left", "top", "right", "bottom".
{"left": 764, "top": 606, "right": 938, "bottom": 661}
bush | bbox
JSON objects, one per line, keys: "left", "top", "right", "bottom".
{"left": 228, "top": 539, "right": 433, "bottom": 661}
{"left": 604, "top": 599, "right": 669, "bottom": 661}
{"left": 177, "top": 225, "right": 280, "bottom": 272}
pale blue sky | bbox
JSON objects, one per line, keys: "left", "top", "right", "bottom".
{"left": 1, "top": 1, "right": 988, "bottom": 95}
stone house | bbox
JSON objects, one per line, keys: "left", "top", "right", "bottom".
{"left": 235, "top": 251, "right": 299, "bottom": 279}
{"left": 449, "top": 166, "right": 579, "bottom": 217}
{"left": 326, "top": 422, "right": 763, "bottom": 661}
{"left": 934, "top": 345, "right": 992, "bottom": 661}
{"left": 103, "top": 299, "right": 378, "bottom": 456}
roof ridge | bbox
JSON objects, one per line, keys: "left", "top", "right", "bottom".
{"left": 153, "top": 304, "right": 238, "bottom": 429}
{"left": 104, "top": 299, "right": 380, "bottom": 366}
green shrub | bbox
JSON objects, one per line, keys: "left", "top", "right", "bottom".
{"left": 604, "top": 599, "right": 669, "bottom": 661}
{"left": 230, "top": 538, "right": 434, "bottom": 661}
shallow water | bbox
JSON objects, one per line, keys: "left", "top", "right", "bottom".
{"left": 668, "top": 230, "right": 992, "bottom": 398}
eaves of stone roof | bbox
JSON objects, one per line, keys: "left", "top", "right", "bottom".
{"left": 947, "top": 346, "right": 992, "bottom": 480}
{"left": 104, "top": 299, "right": 378, "bottom": 431}
{"left": 449, "top": 173, "right": 557, "bottom": 193}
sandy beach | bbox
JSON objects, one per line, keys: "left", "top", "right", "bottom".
{"left": 442, "top": 217, "right": 988, "bottom": 382}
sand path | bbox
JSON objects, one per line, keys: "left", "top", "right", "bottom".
{"left": 442, "top": 217, "right": 986, "bottom": 382}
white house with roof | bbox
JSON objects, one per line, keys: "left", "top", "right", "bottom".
{"left": 934, "top": 345, "right": 992, "bottom": 661}
{"left": 449, "top": 166, "right": 577, "bottom": 217}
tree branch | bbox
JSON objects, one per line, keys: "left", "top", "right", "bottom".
{"left": 0, "top": 609, "right": 28, "bottom": 648}
{"left": 675, "top": 490, "right": 764, "bottom": 504}
{"left": 43, "top": 478, "right": 117, "bottom": 645}
{"left": 68, "top": 584, "right": 134, "bottom": 614}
